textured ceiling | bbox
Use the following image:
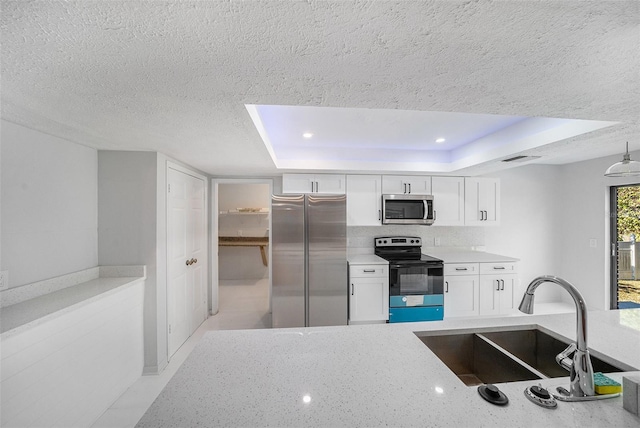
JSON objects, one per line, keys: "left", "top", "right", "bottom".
{"left": 1, "top": 0, "right": 639, "bottom": 176}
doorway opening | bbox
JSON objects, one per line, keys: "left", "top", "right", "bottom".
{"left": 610, "top": 184, "right": 640, "bottom": 309}
{"left": 211, "top": 180, "right": 272, "bottom": 329}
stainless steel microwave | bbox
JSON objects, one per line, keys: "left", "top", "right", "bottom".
{"left": 382, "top": 194, "right": 434, "bottom": 225}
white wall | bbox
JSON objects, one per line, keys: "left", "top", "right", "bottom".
{"left": 98, "top": 151, "right": 165, "bottom": 373}
{"left": 557, "top": 151, "right": 640, "bottom": 310}
{"left": 0, "top": 121, "right": 98, "bottom": 288}
{"left": 485, "top": 165, "right": 564, "bottom": 303}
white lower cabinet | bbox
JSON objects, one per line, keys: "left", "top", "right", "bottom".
{"left": 349, "top": 264, "right": 389, "bottom": 324}
{"left": 478, "top": 262, "right": 519, "bottom": 315}
{"left": 444, "top": 262, "right": 518, "bottom": 318}
{"left": 444, "top": 263, "right": 480, "bottom": 318}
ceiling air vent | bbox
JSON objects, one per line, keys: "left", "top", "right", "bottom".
{"left": 502, "top": 155, "right": 541, "bottom": 163}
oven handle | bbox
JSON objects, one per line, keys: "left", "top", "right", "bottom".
{"left": 390, "top": 263, "right": 443, "bottom": 269}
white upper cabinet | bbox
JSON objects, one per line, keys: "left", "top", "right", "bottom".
{"left": 464, "top": 177, "right": 500, "bottom": 226}
{"left": 282, "top": 174, "right": 346, "bottom": 194}
{"left": 346, "top": 175, "right": 382, "bottom": 226}
{"left": 431, "top": 176, "right": 465, "bottom": 226}
{"left": 381, "top": 175, "right": 431, "bottom": 195}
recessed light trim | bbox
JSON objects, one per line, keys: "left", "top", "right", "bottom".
{"left": 302, "top": 132, "right": 314, "bottom": 139}
{"left": 435, "top": 138, "right": 446, "bottom": 143}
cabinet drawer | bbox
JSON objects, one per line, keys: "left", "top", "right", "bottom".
{"left": 480, "top": 262, "right": 518, "bottom": 274}
{"left": 350, "top": 265, "right": 387, "bottom": 278}
{"left": 444, "top": 263, "right": 479, "bottom": 276}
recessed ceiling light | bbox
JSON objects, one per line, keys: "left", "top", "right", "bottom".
{"left": 303, "top": 132, "right": 313, "bottom": 139}
{"left": 435, "top": 138, "right": 446, "bottom": 143}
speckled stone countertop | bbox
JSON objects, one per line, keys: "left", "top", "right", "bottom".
{"left": 136, "top": 309, "right": 640, "bottom": 427}
{"left": 347, "top": 254, "right": 388, "bottom": 265}
{"left": 1, "top": 268, "right": 145, "bottom": 337}
{"left": 422, "top": 247, "right": 520, "bottom": 263}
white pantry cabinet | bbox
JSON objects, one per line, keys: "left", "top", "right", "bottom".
{"left": 349, "top": 264, "right": 389, "bottom": 324}
{"left": 346, "top": 175, "right": 382, "bottom": 226}
{"left": 282, "top": 174, "right": 346, "bottom": 194}
{"left": 381, "top": 175, "right": 431, "bottom": 195}
{"left": 444, "top": 263, "right": 480, "bottom": 318}
{"left": 431, "top": 176, "right": 465, "bottom": 226}
{"left": 464, "top": 177, "right": 500, "bottom": 225}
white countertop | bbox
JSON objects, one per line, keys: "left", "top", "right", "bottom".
{"left": 0, "top": 275, "right": 145, "bottom": 337}
{"left": 347, "top": 254, "right": 388, "bottom": 265}
{"left": 423, "top": 248, "right": 519, "bottom": 263}
{"left": 136, "top": 309, "right": 640, "bottom": 427}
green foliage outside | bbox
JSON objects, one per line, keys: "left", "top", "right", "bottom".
{"left": 617, "top": 186, "right": 640, "bottom": 241}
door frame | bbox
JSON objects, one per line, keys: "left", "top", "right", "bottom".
{"left": 210, "top": 178, "right": 274, "bottom": 315}
{"left": 609, "top": 183, "right": 640, "bottom": 309}
{"left": 610, "top": 185, "right": 618, "bottom": 309}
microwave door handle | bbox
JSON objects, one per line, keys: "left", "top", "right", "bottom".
{"left": 423, "top": 200, "right": 428, "bottom": 219}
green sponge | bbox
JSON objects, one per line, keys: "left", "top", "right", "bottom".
{"left": 594, "top": 372, "right": 622, "bottom": 394}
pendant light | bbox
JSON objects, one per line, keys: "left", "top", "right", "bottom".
{"left": 604, "top": 142, "right": 640, "bottom": 177}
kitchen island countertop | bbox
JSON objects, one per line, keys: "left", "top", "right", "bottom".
{"left": 136, "top": 309, "right": 640, "bottom": 427}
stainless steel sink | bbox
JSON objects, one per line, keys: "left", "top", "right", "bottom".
{"left": 415, "top": 327, "right": 635, "bottom": 386}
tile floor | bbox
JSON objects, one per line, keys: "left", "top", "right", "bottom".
{"left": 91, "top": 278, "right": 271, "bottom": 428}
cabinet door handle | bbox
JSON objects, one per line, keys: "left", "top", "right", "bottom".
{"left": 378, "top": 209, "right": 381, "bottom": 221}
{"left": 455, "top": 267, "right": 467, "bottom": 271}
{"left": 495, "top": 280, "right": 500, "bottom": 291}
{"left": 433, "top": 210, "right": 436, "bottom": 221}
{"left": 351, "top": 284, "right": 354, "bottom": 295}
{"left": 500, "top": 279, "right": 505, "bottom": 291}
{"left": 186, "top": 259, "right": 192, "bottom": 266}
{"left": 493, "top": 266, "right": 505, "bottom": 270}
{"left": 408, "top": 183, "right": 411, "bottom": 194}
{"left": 445, "top": 281, "right": 449, "bottom": 293}
{"left": 403, "top": 183, "right": 407, "bottom": 194}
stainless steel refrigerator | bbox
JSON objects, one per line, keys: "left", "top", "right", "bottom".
{"left": 271, "top": 194, "right": 347, "bottom": 328}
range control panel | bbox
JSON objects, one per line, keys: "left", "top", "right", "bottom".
{"left": 375, "top": 236, "right": 421, "bottom": 247}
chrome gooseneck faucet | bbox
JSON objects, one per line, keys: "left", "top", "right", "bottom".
{"left": 518, "top": 275, "right": 595, "bottom": 398}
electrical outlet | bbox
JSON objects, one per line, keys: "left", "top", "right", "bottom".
{"left": 434, "top": 237, "right": 441, "bottom": 246}
{"left": 0, "top": 271, "right": 8, "bottom": 290}
{"left": 589, "top": 239, "right": 597, "bottom": 248}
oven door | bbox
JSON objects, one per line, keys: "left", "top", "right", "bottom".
{"left": 389, "top": 262, "right": 443, "bottom": 297}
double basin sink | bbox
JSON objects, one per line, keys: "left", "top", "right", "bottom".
{"left": 416, "top": 326, "right": 635, "bottom": 386}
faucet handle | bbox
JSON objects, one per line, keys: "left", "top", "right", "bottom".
{"left": 555, "top": 342, "right": 577, "bottom": 371}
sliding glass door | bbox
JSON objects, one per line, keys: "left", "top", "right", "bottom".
{"left": 610, "top": 184, "right": 640, "bottom": 309}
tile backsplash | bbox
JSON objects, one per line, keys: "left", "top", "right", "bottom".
{"left": 347, "top": 226, "right": 485, "bottom": 253}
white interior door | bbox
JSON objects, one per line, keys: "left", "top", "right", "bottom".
{"left": 189, "top": 174, "right": 207, "bottom": 330}
{"left": 168, "top": 167, "right": 207, "bottom": 358}
{"left": 168, "top": 168, "right": 191, "bottom": 357}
